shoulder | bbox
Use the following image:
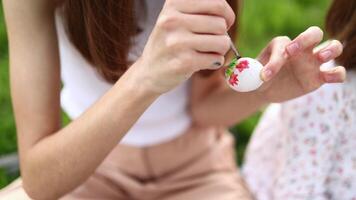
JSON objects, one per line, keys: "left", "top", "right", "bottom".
{"left": 3, "top": 0, "right": 56, "bottom": 14}
{"left": 3, "top": 0, "right": 57, "bottom": 32}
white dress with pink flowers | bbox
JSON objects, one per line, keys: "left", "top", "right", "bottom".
{"left": 243, "top": 61, "right": 356, "bottom": 200}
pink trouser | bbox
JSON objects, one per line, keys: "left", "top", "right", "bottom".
{"left": 0, "top": 126, "right": 252, "bottom": 200}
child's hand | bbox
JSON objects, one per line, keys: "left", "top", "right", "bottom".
{"left": 257, "top": 26, "right": 345, "bottom": 102}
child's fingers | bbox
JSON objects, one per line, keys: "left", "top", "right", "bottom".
{"left": 286, "top": 26, "right": 324, "bottom": 56}
{"left": 261, "top": 36, "right": 291, "bottom": 81}
{"left": 315, "top": 40, "right": 343, "bottom": 63}
{"left": 320, "top": 66, "right": 346, "bottom": 83}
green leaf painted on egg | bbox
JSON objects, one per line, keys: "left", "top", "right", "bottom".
{"left": 225, "top": 57, "right": 238, "bottom": 77}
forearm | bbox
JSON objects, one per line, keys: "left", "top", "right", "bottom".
{"left": 192, "top": 85, "right": 267, "bottom": 127}
{"left": 21, "top": 68, "right": 159, "bottom": 199}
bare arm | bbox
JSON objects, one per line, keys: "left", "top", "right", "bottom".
{"left": 4, "top": 1, "right": 158, "bottom": 199}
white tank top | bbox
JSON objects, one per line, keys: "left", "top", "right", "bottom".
{"left": 55, "top": 0, "right": 192, "bottom": 147}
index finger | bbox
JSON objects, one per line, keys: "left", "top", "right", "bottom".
{"left": 286, "top": 26, "right": 324, "bottom": 56}
{"left": 167, "top": 0, "right": 236, "bottom": 29}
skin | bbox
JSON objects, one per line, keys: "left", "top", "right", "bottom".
{"left": 3, "top": 0, "right": 345, "bottom": 199}
{"left": 192, "top": 30, "right": 345, "bottom": 126}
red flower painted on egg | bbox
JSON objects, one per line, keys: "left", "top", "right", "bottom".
{"left": 229, "top": 73, "right": 239, "bottom": 86}
{"left": 236, "top": 60, "right": 249, "bottom": 72}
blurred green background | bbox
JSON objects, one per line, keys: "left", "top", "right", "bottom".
{"left": 0, "top": 0, "right": 330, "bottom": 189}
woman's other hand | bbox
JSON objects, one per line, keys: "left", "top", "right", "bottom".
{"left": 257, "top": 26, "right": 345, "bottom": 102}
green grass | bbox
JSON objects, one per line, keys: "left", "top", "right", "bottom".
{"left": 0, "top": 3, "right": 17, "bottom": 156}
{"left": 0, "top": 57, "right": 17, "bottom": 155}
{"left": 0, "top": 0, "right": 331, "bottom": 189}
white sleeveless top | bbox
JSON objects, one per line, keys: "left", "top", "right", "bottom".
{"left": 55, "top": 0, "right": 192, "bottom": 147}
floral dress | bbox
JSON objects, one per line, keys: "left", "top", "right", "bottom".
{"left": 242, "top": 61, "right": 356, "bottom": 200}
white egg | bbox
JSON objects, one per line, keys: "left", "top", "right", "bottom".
{"left": 225, "top": 57, "right": 264, "bottom": 92}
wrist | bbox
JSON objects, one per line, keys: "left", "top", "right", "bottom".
{"left": 114, "top": 61, "right": 161, "bottom": 102}
{"left": 255, "top": 87, "right": 271, "bottom": 106}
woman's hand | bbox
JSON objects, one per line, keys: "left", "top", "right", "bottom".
{"left": 257, "top": 26, "right": 345, "bottom": 102}
{"left": 132, "top": 0, "right": 235, "bottom": 94}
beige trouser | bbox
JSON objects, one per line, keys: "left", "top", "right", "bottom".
{"left": 0, "top": 126, "right": 253, "bottom": 200}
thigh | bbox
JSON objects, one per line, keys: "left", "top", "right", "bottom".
{"left": 62, "top": 144, "right": 146, "bottom": 200}
{"left": 162, "top": 171, "right": 253, "bottom": 200}
{"left": 60, "top": 170, "right": 130, "bottom": 200}
{"left": 0, "top": 177, "right": 129, "bottom": 200}
{"left": 152, "top": 128, "right": 253, "bottom": 200}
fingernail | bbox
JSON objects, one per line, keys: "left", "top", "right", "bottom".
{"left": 286, "top": 42, "right": 300, "bottom": 56}
{"left": 262, "top": 68, "right": 273, "bottom": 81}
{"left": 212, "top": 61, "right": 222, "bottom": 69}
{"left": 319, "top": 50, "right": 332, "bottom": 61}
{"left": 324, "top": 74, "right": 342, "bottom": 83}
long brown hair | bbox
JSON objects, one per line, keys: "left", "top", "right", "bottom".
{"left": 326, "top": 0, "right": 356, "bottom": 70}
{"left": 61, "top": 0, "right": 240, "bottom": 83}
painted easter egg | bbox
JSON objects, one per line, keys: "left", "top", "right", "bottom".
{"left": 225, "top": 57, "right": 264, "bottom": 92}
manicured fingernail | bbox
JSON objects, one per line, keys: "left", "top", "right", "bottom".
{"left": 286, "top": 42, "right": 300, "bottom": 56}
{"left": 262, "top": 68, "right": 273, "bottom": 81}
{"left": 319, "top": 50, "right": 332, "bottom": 61}
{"left": 212, "top": 61, "right": 222, "bottom": 69}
